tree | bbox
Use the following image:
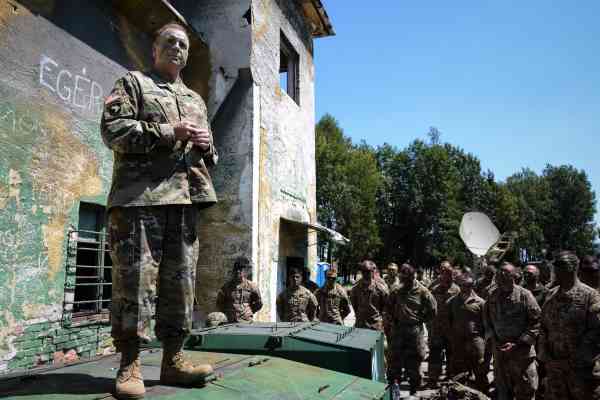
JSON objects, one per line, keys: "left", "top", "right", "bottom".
{"left": 316, "top": 115, "right": 382, "bottom": 275}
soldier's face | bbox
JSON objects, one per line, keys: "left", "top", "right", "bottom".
{"left": 290, "top": 272, "right": 302, "bottom": 287}
{"left": 523, "top": 266, "right": 538, "bottom": 284}
{"left": 235, "top": 268, "right": 247, "bottom": 282}
{"left": 153, "top": 29, "right": 189, "bottom": 71}
{"left": 496, "top": 265, "right": 515, "bottom": 288}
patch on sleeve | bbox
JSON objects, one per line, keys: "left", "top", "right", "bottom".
{"left": 104, "top": 93, "right": 121, "bottom": 105}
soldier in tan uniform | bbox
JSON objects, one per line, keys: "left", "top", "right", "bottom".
{"left": 483, "top": 263, "right": 541, "bottom": 400}
{"left": 314, "top": 266, "right": 350, "bottom": 325}
{"left": 447, "top": 272, "right": 488, "bottom": 393}
{"left": 276, "top": 268, "right": 318, "bottom": 322}
{"left": 579, "top": 255, "right": 600, "bottom": 291}
{"left": 101, "top": 23, "right": 217, "bottom": 399}
{"left": 384, "top": 263, "right": 400, "bottom": 289}
{"left": 539, "top": 251, "right": 600, "bottom": 400}
{"left": 523, "top": 264, "right": 548, "bottom": 307}
{"left": 428, "top": 261, "right": 460, "bottom": 387}
{"left": 349, "top": 260, "right": 389, "bottom": 331}
{"left": 216, "top": 256, "right": 263, "bottom": 323}
{"left": 474, "top": 264, "right": 496, "bottom": 300}
{"left": 386, "top": 263, "right": 437, "bottom": 395}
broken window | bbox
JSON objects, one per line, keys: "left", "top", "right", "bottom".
{"left": 280, "top": 31, "right": 300, "bottom": 105}
{"left": 64, "top": 202, "right": 112, "bottom": 324}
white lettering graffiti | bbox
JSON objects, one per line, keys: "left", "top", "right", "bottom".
{"left": 39, "top": 54, "right": 104, "bottom": 115}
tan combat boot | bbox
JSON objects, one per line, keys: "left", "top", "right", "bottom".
{"left": 114, "top": 344, "right": 145, "bottom": 399}
{"left": 160, "top": 339, "right": 213, "bottom": 386}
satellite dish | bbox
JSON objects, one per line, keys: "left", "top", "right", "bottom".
{"left": 459, "top": 212, "right": 500, "bottom": 256}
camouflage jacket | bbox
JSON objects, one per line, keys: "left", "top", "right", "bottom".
{"left": 538, "top": 281, "right": 600, "bottom": 368}
{"left": 349, "top": 279, "right": 389, "bottom": 330}
{"left": 384, "top": 275, "right": 400, "bottom": 290}
{"left": 474, "top": 278, "right": 494, "bottom": 300}
{"left": 524, "top": 283, "right": 549, "bottom": 308}
{"left": 314, "top": 283, "right": 351, "bottom": 324}
{"left": 276, "top": 285, "right": 318, "bottom": 322}
{"left": 386, "top": 280, "right": 437, "bottom": 330}
{"left": 483, "top": 285, "right": 541, "bottom": 356}
{"left": 429, "top": 282, "right": 460, "bottom": 334}
{"left": 447, "top": 292, "right": 485, "bottom": 339}
{"left": 101, "top": 71, "right": 218, "bottom": 209}
{"left": 216, "top": 279, "right": 263, "bottom": 322}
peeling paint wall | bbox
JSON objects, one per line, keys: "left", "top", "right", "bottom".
{"left": 0, "top": 0, "right": 187, "bottom": 373}
{"left": 251, "top": 0, "right": 318, "bottom": 321}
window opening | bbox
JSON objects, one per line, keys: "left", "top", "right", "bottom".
{"left": 64, "top": 202, "right": 112, "bottom": 324}
{"left": 280, "top": 31, "right": 300, "bottom": 105}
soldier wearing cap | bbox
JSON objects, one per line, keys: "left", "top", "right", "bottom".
{"left": 349, "top": 260, "right": 389, "bottom": 331}
{"left": 276, "top": 267, "right": 318, "bottom": 322}
{"left": 385, "top": 263, "right": 401, "bottom": 289}
{"left": 539, "top": 251, "right": 600, "bottom": 400}
{"left": 447, "top": 272, "right": 488, "bottom": 393}
{"left": 216, "top": 256, "right": 263, "bottom": 323}
{"left": 101, "top": 22, "right": 218, "bottom": 398}
{"left": 579, "top": 255, "right": 600, "bottom": 291}
{"left": 428, "top": 260, "right": 460, "bottom": 387}
{"left": 386, "top": 263, "right": 437, "bottom": 395}
{"left": 205, "top": 312, "right": 228, "bottom": 328}
{"left": 314, "top": 266, "right": 351, "bottom": 325}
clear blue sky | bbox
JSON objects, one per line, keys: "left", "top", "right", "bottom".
{"left": 314, "top": 2, "right": 600, "bottom": 216}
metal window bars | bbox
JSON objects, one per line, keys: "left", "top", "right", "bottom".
{"left": 62, "top": 229, "right": 112, "bottom": 326}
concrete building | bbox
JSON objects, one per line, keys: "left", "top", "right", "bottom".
{"left": 0, "top": 0, "right": 333, "bottom": 373}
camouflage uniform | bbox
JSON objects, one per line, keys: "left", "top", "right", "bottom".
{"left": 385, "top": 275, "right": 400, "bottom": 290}
{"left": 102, "top": 70, "right": 218, "bottom": 349}
{"left": 524, "top": 283, "right": 548, "bottom": 308}
{"left": 216, "top": 279, "right": 262, "bottom": 323}
{"left": 428, "top": 282, "right": 460, "bottom": 382}
{"left": 447, "top": 292, "right": 488, "bottom": 392}
{"left": 349, "top": 278, "right": 389, "bottom": 331}
{"left": 386, "top": 280, "right": 437, "bottom": 390}
{"left": 276, "top": 286, "right": 318, "bottom": 322}
{"left": 539, "top": 281, "right": 600, "bottom": 400}
{"left": 483, "top": 285, "right": 541, "bottom": 400}
{"left": 314, "top": 283, "right": 351, "bottom": 325}
{"left": 474, "top": 279, "right": 494, "bottom": 300}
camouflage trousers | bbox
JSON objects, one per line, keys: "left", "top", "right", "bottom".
{"left": 108, "top": 205, "right": 198, "bottom": 350}
{"left": 493, "top": 346, "right": 538, "bottom": 400}
{"left": 388, "top": 324, "right": 427, "bottom": 391}
{"left": 429, "top": 329, "right": 452, "bottom": 381}
{"left": 449, "top": 336, "right": 488, "bottom": 393}
{"left": 544, "top": 361, "right": 599, "bottom": 400}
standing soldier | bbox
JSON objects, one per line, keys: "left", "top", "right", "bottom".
{"left": 428, "top": 261, "right": 460, "bottom": 387}
{"left": 484, "top": 262, "right": 541, "bottom": 400}
{"left": 349, "top": 260, "right": 389, "bottom": 331}
{"left": 523, "top": 264, "right": 548, "bottom": 307}
{"left": 314, "top": 266, "right": 351, "bottom": 325}
{"left": 474, "top": 264, "right": 496, "bottom": 300}
{"left": 216, "top": 256, "right": 263, "bottom": 323}
{"left": 386, "top": 264, "right": 437, "bottom": 395}
{"left": 276, "top": 268, "right": 318, "bottom": 322}
{"left": 101, "top": 23, "right": 218, "bottom": 398}
{"left": 579, "top": 255, "right": 600, "bottom": 291}
{"left": 385, "top": 263, "right": 401, "bottom": 289}
{"left": 539, "top": 251, "right": 600, "bottom": 400}
{"left": 447, "top": 272, "right": 488, "bottom": 393}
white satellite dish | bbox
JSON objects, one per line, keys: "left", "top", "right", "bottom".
{"left": 459, "top": 212, "right": 500, "bottom": 256}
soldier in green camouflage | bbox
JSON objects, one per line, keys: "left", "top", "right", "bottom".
{"left": 483, "top": 262, "right": 540, "bottom": 400}
{"left": 276, "top": 267, "right": 318, "bottom": 322}
{"left": 101, "top": 22, "right": 218, "bottom": 399}
{"left": 386, "top": 263, "right": 437, "bottom": 395}
{"left": 349, "top": 260, "right": 389, "bottom": 331}
{"left": 428, "top": 261, "right": 460, "bottom": 387}
{"left": 539, "top": 251, "right": 600, "bottom": 400}
{"left": 314, "top": 266, "right": 351, "bottom": 325}
{"left": 447, "top": 272, "right": 488, "bottom": 394}
{"left": 216, "top": 256, "right": 263, "bottom": 323}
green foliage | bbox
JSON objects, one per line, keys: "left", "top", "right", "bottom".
{"left": 316, "top": 116, "right": 597, "bottom": 270}
{"left": 316, "top": 114, "right": 382, "bottom": 273}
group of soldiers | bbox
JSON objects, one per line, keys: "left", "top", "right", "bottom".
{"left": 213, "top": 252, "right": 600, "bottom": 400}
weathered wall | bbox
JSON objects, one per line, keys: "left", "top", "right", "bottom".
{"left": 251, "top": 0, "right": 318, "bottom": 321}
{"left": 170, "top": 0, "right": 257, "bottom": 320}
{"left": 0, "top": 0, "right": 208, "bottom": 373}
